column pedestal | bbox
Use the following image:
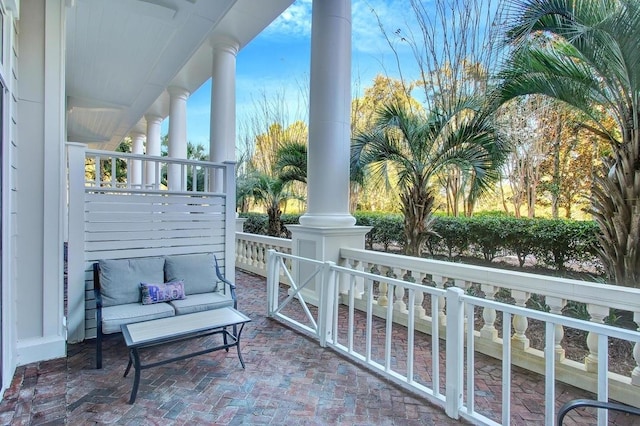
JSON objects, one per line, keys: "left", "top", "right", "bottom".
{"left": 287, "top": 225, "right": 370, "bottom": 305}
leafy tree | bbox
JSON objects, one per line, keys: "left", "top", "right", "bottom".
{"left": 350, "top": 75, "right": 420, "bottom": 212}
{"left": 372, "top": 0, "right": 507, "bottom": 216}
{"left": 249, "top": 172, "right": 302, "bottom": 237}
{"left": 351, "top": 101, "right": 507, "bottom": 257}
{"left": 275, "top": 141, "right": 307, "bottom": 185}
{"left": 496, "top": 0, "right": 640, "bottom": 287}
{"left": 236, "top": 92, "right": 309, "bottom": 233}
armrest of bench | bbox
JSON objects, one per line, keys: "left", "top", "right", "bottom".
{"left": 93, "top": 263, "right": 103, "bottom": 310}
{"left": 93, "top": 262, "right": 105, "bottom": 369}
{"left": 214, "top": 255, "right": 237, "bottom": 309}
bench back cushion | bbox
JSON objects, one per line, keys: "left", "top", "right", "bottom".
{"left": 164, "top": 253, "right": 217, "bottom": 295}
{"left": 99, "top": 257, "right": 165, "bottom": 307}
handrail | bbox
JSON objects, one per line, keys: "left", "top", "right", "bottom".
{"left": 556, "top": 399, "right": 640, "bottom": 425}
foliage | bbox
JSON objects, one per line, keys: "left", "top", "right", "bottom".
{"left": 373, "top": 0, "right": 507, "bottom": 216}
{"left": 530, "top": 219, "right": 599, "bottom": 271}
{"left": 249, "top": 173, "right": 302, "bottom": 237}
{"left": 429, "top": 216, "right": 470, "bottom": 259}
{"left": 353, "top": 211, "right": 404, "bottom": 251}
{"left": 466, "top": 215, "right": 508, "bottom": 261}
{"left": 239, "top": 212, "right": 301, "bottom": 238}
{"left": 497, "top": 0, "right": 640, "bottom": 287}
{"left": 351, "top": 101, "right": 507, "bottom": 257}
{"left": 240, "top": 212, "right": 602, "bottom": 273}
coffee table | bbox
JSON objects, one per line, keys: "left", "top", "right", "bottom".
{"left": 121, "top": 307, "right": 251, "bottom": 403}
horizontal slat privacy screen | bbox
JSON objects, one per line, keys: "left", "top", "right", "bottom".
{"left": 82, "top": 190, "right": 227, "bottom": 338}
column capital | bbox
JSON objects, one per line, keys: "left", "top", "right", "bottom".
{"left": 167, "top": 86, "right": 190, "bottom": 100}
{"left": 210, "top": 35, "right": 239, "bottom": 56}
{"left": 129, "top": 131, "right": 145, "bottom": 139}
{"left": 144, "top": 114, "right": 163, "bottom": 126}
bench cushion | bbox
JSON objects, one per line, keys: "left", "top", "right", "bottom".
{"left": 168, "top": 292, "right": 233, "bottom": 315}
{"left": 101, "top": 302, "right": 175, "bottom": 334}
{"left": 164, "top": 253, "right": 217, "bottom": 295}
{"left": 99, "top": 257, "right": 165, "bottom": 307}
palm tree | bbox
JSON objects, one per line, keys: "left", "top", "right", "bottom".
{"left": 251, "top": 172, "right": 301, "bottom": 237}
{"left": 276, "top": 141, "right": 307, "bottom": 184}
{"left": 351, "top": 102, "right": 507, "bottom": 256}
{"left": 496, "top": 0, "right": 640, "bottom": 287}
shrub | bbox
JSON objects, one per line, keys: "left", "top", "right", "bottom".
{"left": 240, "top": 212, "right": 601, "bottom": 272}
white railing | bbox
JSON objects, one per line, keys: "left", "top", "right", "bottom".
{"left": 83, "top": 148, "right": 228, "bottom": 193}
{"left": 266, "top": 249, "right": 640, "bottom": 425}
{"left": 340, "top": 248, "right": 640, "bottom": 408}
{"left": 235, "top": 232, "right": 292, "bottom": 280}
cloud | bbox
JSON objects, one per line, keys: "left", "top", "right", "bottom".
{"left": 263, "top": 0, "right": 312, "bottom": 39}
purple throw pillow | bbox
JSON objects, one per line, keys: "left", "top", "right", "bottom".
{"left": 140, "top": 281, "right": 186, "bottom": 305}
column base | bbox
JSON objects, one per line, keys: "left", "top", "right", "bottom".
{"left": 286, "top": 225, "right": 371, "bottom": 305}
{"left": 298, "top": 213, "right": 356, "bottom": 227}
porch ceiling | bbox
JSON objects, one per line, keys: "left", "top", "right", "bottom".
{"left": 65, "top": 0, "right": 294, "bottom": 150}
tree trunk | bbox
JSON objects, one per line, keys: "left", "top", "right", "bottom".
{"left": 551, "top": 123, "right": 561, "bottom": 219}
{"left": 267, "top": 206, "right": 282, "bottom": 237}
{"left": 401, "top": 186, "right": 435, "bottom": 257}
{"left": 591, "top": 130, "right": 640, "bottom": 287}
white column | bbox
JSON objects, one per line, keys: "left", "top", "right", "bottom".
{"left": 130, "top": 132, "right": 144, "bottom": 188}
{"left": 299, "top": 0, "right": 355, "bottom": 228}
{"left": 167, "top": 86, "right": 189, "bottom": 191}
{"left": 144, "top": 114, "right": 162, "bottom": 188}
{"left": 210, "top": 37, "right": 238, "bottom": 192}
{"left": 287, "top": 0, "right": 369, "bottom": 305}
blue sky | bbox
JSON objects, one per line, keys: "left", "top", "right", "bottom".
{"left": 180, "top": 0, "right": 419, "bottom": 151}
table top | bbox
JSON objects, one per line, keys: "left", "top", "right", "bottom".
{"left": 121, "top": 307, "right": 251, "bottom": 347}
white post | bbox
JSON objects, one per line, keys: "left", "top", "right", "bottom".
{"left": 130, "top": 132, "right": 144, "bottom": 188}
{"left": 633, "top": 312, "right": 640, "bottom": 386}
{"left": 144, "top": 114, "right": 162, "bottom": 188}
{"left": 66, "top": 143, "right": 87, "bottom": 343}
{"left": 167, "top": 86, "right": 189, "bottom": 191}
{"left": 318, "top": 261, "right": 336, "bottom": 347}
{"left": 223, "top": 161, "right": 236, "bottom": 276}
{"left": 445, "top": 287, "right": 464, "bottom": 419}
{"left": 267, "top": 250, "right": 279, "bottom": 316}
{"left": 210, "top": 38, "right": 238, "bottom": 192}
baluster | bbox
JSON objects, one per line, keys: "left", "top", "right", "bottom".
{"left": 455, "top": 279, "right": 471, "bottom": 329}
{"left": 433, "top": 275, "right": 447, "bottom": 325}
{"left": 412, "top": 272, "right": 426, "bottom": 318}
{"left": 393, "top": 268, "right": 407, "bottom": 313}
{"left": 480, "top": 284, "right": 498, "bottom": 340}
{"left": 632, "top": 312, "right": 640, "bottom": 386}
{"left": 584, "top": 304, "right": 609, "bottom": 373}
{"left": 353, "top": 259, "right": 364, "bottom": 299}
{"left": 370, "top": 264, "right": 386, "bottom": 306}
{"left": 511, "top": 290, "right": 530, "bottom": 351}
{"left": 250, "top": 242, "right": 258, "bottom": 267}
{"left": 241, "top": 240, "right": 249, "bottom": 266}
{"left": 361, "top": 262, "right": 373, "bottom": 300}
{"left": 546, "top": 297, "right": 566, "bottom": 362}
{"left": 257, "top": 243, "right": 266, "bottom": 270}
{"left": 235, "top": 240, "right": 242, "bottom": 265}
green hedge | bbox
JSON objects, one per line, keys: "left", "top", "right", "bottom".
{"left": 239, "top": 211, "right": 601, "bottom": 271}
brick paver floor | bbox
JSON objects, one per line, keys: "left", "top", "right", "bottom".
{"left": 0, "top": 271, "right": 636, "bottom": 425}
